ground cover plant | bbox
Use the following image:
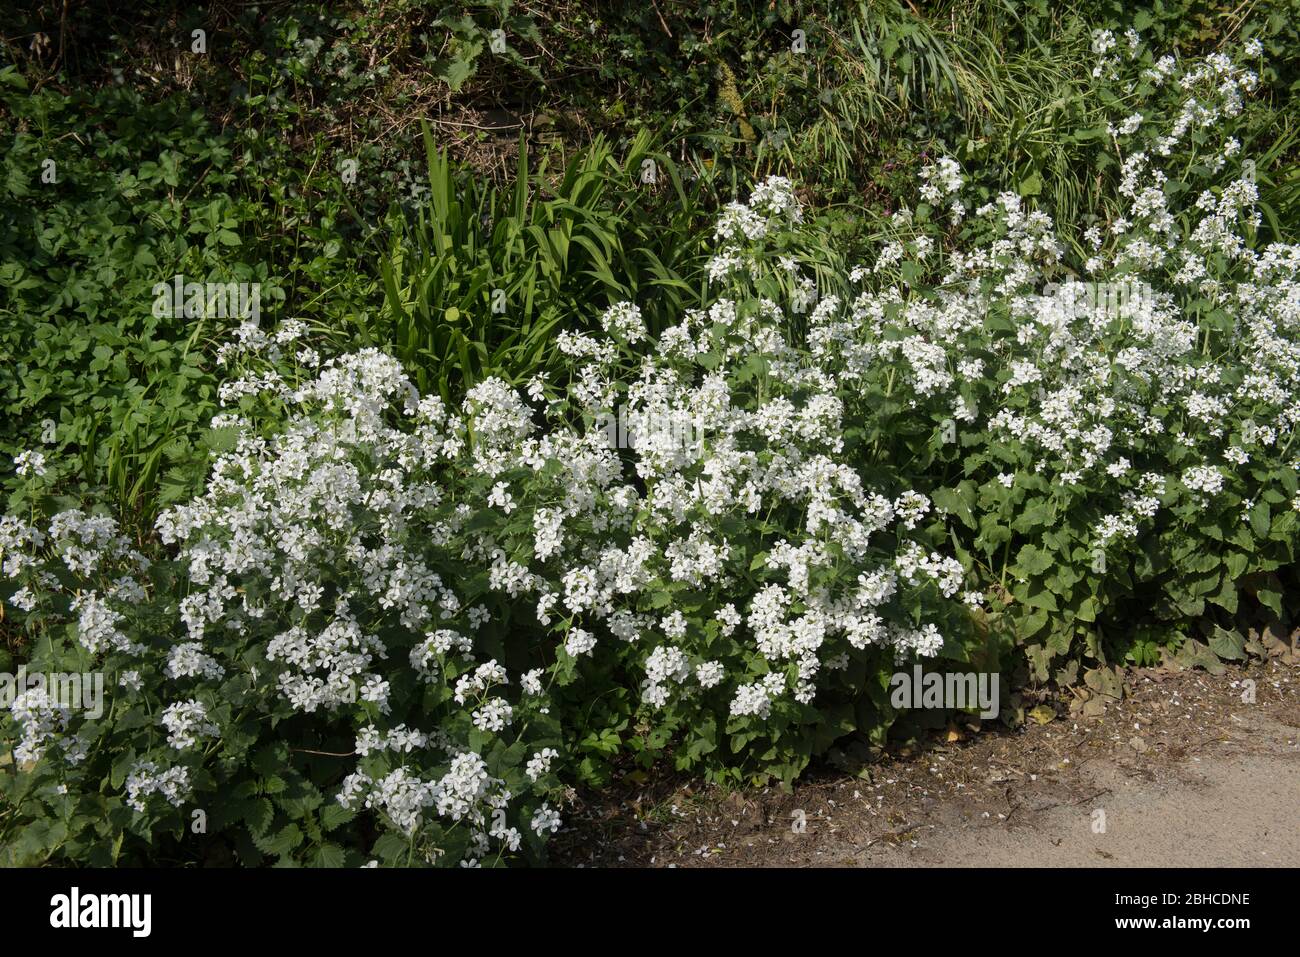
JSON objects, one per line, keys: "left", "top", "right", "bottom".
{"left": 1, "top": 3, "right": 1297, "bottom": 867}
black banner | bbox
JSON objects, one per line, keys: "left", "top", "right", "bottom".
{"left": 0, "top": 866, "right": 1285, "bottom": 943}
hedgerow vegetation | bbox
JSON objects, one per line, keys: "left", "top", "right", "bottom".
{"left": 1, "top": 1, "right": 1297, "bottom": 866}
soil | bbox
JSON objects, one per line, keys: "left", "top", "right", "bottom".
{"left": 550, "top": 655, "right": 1300, "bottom": 867}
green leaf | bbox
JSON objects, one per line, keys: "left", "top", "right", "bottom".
{"left": 1249, "top": 501, "right": 1271, "bottom": 539}
{"left": 1256, "top": 583, "right": 1284, "bottom": 617}
{"left": 932, "top": 484, "right": 975, "bottom": 529}
{"left": 243, "top": 798, "right": 275, "bottom": 836}
{"left": 371, "top": 832, "right": 409, "bottom": 864}
{"left": 261, "top": 824, "right": 303, "bottom": 858}
{"left": 319, "top": 803, "right": 355, "bottom": 832}
{"left": 310, "top": 842, "right": 346, "bottom": 868}
{"left": 1208, "top": 627, "right": 1246, "bottom": 661}
{"left": 1011, "top": 503, "right": 1053, "bottom": 533}
{"left": 1014, "top": 544, "right": 1055, "bottom": 577}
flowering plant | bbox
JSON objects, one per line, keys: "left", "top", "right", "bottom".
{"left": 0, "top": 174, "right": 980, "bottom": 863}
{"left": 826, "top": 33, "right": 1298, "bottom": 681}
{"left": 2, "top": 35, "right": 1295, "bottom": 866}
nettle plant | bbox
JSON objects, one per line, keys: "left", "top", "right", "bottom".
{"left": 822, "top": 34, "right": 1299, "bottom": 682}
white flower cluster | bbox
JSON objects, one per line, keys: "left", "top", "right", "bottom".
{"left": 600, "top": 301, "right": 647, "bottom": 343}
{"left": 714, "top": 175, "right": 802, "bottom": 246}
{"left": 8, "top": 688, "right": 68, "bottom": 765}
{"left": 125, "top": 762, "right": 192, "bottom": 813}
{"left": 525, "top": 747, "right": 559, "bottom": 782}
{"left": 165, "top": 642, "right": 226, "bottom": 681}
{"left": 918, "top": 156, "right": 965, "bottom": 222}
{"left": 160, "top": 699, "right": 218, "bottom": 751}
{"left": 39, "top": 174, "right": 960, "bottom": 858}
{"left": 13, "top": 450, "right": 47, "bottom": 478}
{"left": 12, "top": 37, "right": 1283, "bottom": 866}
{"left": 837, "top": 39, "right": 1298, "bottom": 563}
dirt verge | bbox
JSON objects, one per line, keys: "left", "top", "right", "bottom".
{"left": 552, "top": 657, "right": 1300, "bottom": 867}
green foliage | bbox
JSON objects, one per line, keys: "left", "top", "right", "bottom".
{"left": 370, "top": 127, "right": 708, "bottom": 400}
{"left": 0, "top": 74, "right": 377, "bottom": 530}
{"left": 1, "top": 0, "right": 1297, "bottom": 868}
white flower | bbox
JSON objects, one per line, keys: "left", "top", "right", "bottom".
{"left": 487, "top": 482, "right": 516, "bottom": 514}
{"left": 472, "top": 697, "right": 514, "bottom": 732}
{"left": 696, "top": 661, "right": 724, "bottom": 689}
{"left": 600, "top": 302, "right": 647, "bottom": 343}
{"left": 160, "top": 699, "right": 217, "bottom": 751}
{"left": 14, "top": 450, "right": 46, "bottom": 478}
{"left": 1182, "top": 465, "right": 1225, "bottom": 495}
{"left": 125, "top": 762, "right": 192, "bottom": 813}
{"left": 521, "top": 668, "right": 545, "bottom": 696}
{"left": 165, "top": 642, "right": 226, "bottom": 681}
{"left": 525, "top": 747, "right": 559, "bottom": 782}
{"left": 660, "top": 610, "right": 687, "bottom": 639}
{"left": 530, "top": 803, "right": 562, "bottom": 836}
{"left": 564, "top": 628, "right": 597, "bottom": 658}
